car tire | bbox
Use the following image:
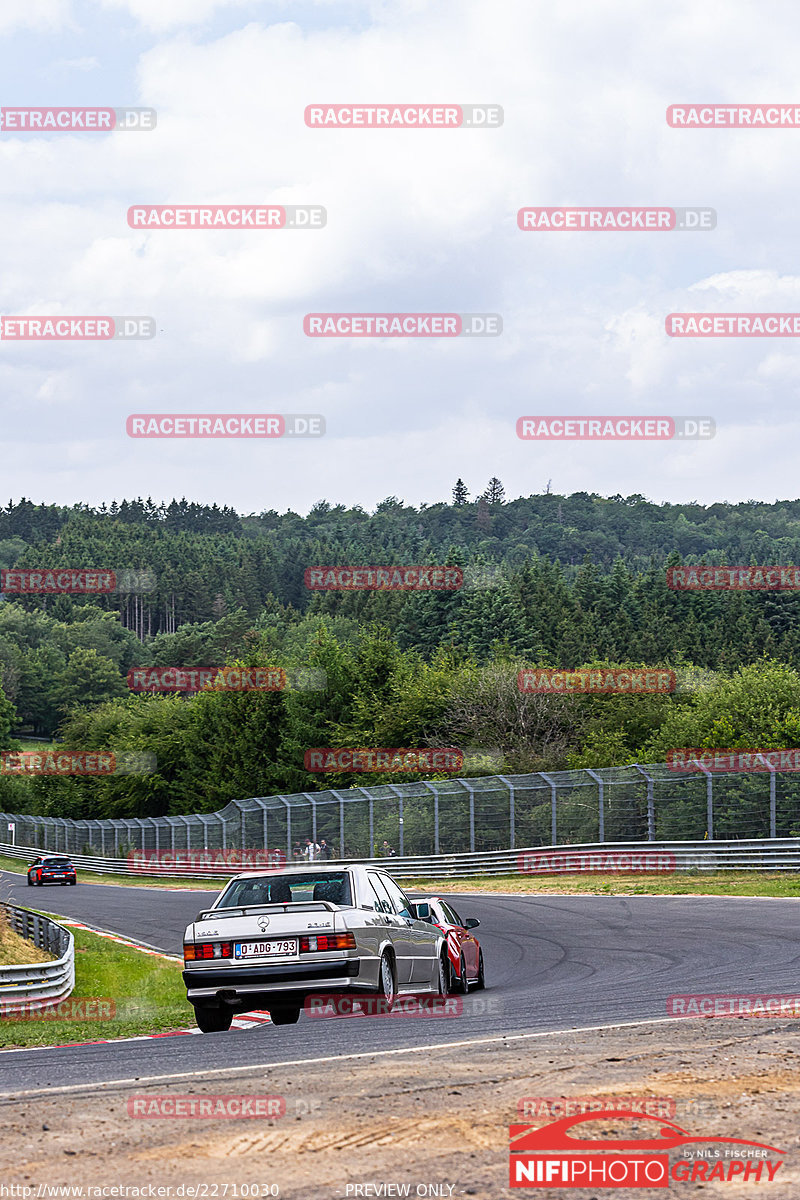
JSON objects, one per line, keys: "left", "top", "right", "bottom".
{"left": 69, "top": 880, "right": 76, "bottom": 885}
{"left": 475, "top": 950, "right": 485, "bottom": 990}
{"left": 457, "top": 953, "right": 469, "bottom": 994}
{"left": 377, "top": 951, "right": 396, "bottom": 1007}
{"left": 26, "top": 877, "right": 32, "bottom": 887}
{"left": 193, "top": 1005, "right": 233, "bottom": 1033}
{"left": 435, "top": 950, "right": 450, "bottom": 997}
{"left": 269, "top": 1006, "right": 301, "bottom": 1026}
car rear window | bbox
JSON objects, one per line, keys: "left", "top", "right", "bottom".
{"left": 216, "top": 872, "right": 353, "bottom": 909}
{"left": 44, "top": 858, "right": 72, "bottom": 866}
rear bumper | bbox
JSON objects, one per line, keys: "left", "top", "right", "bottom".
{"left": 183, "top": 956, "right": 363, "bottom": 1001}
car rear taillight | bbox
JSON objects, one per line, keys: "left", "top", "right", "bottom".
{"left": 184, "top": 941, "right": 232, "bottom": 960}
{"left": 299, "top": 932, "right": 356, "bottom": 953}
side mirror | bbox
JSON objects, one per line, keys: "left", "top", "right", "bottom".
{"left": 464, "top": 917, "right": 480, "bottom": 929}
{"left": 413, "top": 901, "right": 432, "bottom": 920}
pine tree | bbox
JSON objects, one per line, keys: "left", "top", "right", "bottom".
{"left": 452, "top": 479, "right": 469, "bottom": 506}
{"left": 483, "top": 478, "right": 506, "bottom": 505}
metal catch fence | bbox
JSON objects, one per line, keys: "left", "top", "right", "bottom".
{"left": 2, "top": 761, "right": 799, "bottom": 861}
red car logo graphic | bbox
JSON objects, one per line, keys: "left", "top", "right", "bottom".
{"left": 510, "top": 1110, "right": 785, "bottom": 1156}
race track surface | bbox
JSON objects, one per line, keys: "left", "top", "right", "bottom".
{"left": 2, "top": 868, "right": 798, "bottom": 1095}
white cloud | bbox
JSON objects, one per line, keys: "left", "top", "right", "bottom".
{"left": 97, "top": 0, "right": 253, "bottom": 33}
{"left": 0, "top": 0, "right": 71, "bottom": 34}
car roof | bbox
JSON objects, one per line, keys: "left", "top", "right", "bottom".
{"left": 227, "top": 863, "right": 362, "bottom": 883}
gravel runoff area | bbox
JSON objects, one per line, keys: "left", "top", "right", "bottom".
{"left": 1, "top": 1018, "right": 799, "bottom": 1198}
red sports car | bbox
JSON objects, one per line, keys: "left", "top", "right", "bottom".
{"left": 413, "top": 896, "right": 484, "bottom": 992}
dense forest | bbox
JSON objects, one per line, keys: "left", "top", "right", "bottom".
{"left": 2, "top": 486, "right": 800, "bottom": 820}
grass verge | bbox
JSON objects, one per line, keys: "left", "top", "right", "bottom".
{"left": 403, "top": 870, "right": 800, "bottom": 897}
{"left": 0, "top": 910, "right": 55, "bottom": 966}
{"left": 0, "top": 923, "right": 190, "bottom": 1049}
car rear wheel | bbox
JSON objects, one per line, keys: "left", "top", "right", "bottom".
{"left": 475, "top": 950, "right": 485, "bottom": 990}
{"left": 457, "top": 953, "right": 469, "bottom": 994}
{"left": 193, "top": 1005, "right": 233, "bottom": 1033}
{"left": 269, "top": 1005, "right": 301, "bottom": 1025}
{"left": 377, "top": 951, "right": 396, "bottom": 1006}
{"left": 26, "top": 876, "right": 32, "bottom": 887}
{"left": 69, "top": 879, "right": 76, "bottom": 885}
{"left": 435, "top": 951, "right": 450, "bottom": 997}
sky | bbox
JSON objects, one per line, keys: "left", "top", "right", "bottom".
{"left": 0, "top": 0, "right": 798, "bottom": 515}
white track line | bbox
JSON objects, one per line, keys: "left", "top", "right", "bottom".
{"left": 0, "top": 1015, "right": 720, "bottom": 1101}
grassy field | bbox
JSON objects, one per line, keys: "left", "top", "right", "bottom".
{"left": 403, "top": 870, "right": 800, "bottom": 897}
{"left": 0, "top": 922, "right": 190, "bottom": 1049}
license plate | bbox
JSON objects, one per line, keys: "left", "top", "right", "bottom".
{"left": 234, "top": 939, "right": 299, "bottom": 959}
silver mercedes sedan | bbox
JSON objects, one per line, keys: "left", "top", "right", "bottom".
{"left": 182, "top": 863, "right": 449, "bottom": 1031}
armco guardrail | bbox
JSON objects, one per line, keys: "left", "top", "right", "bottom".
{"left": 2, "top": 839, "right": 800, "bottom": 880}
{"left": 0, "top": 905, "right": 75, "bottom": 1012}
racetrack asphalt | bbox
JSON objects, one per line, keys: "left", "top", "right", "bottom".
{"left": 1, "top": 867, "right": 799, "bottom": 1095}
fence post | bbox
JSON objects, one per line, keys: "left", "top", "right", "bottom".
{"left": 633, "top": 764, "right": 656, "bottom": 841}
{"left": 457, "top": 780, "right": 476, "bottom": 852}
{"left": 698, "top": 765, "right": 713, "bottom": 840}
{"left": 584, "top": 769, "right": 604, "bottom": 843}
{"left": 497, "top": 776, "right": 515, "bottom": 849}
{"left": 303, "top": 794, "right": 319, "bottom": 846}
{"left": 262, "top": 802, "right": 268, "bottom": 851}
{"left": 386, "top": 785, "right": 405, "bottom": 856}
{"left": 277, "top": 797, "right": 291, "bottom": 858}
{"left": 539, "top": 773, "right": 557, "bottom": 846}
{"left": 770, "top": 767, "right": 777, "bottom": 839}
{"left": 420, "top": 783, "right": 439, "bottom": 854}
{"left": 324, "top": 791, "right": 346, "bottom": 859}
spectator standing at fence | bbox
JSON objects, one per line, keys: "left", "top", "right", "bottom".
{"left": 304, "top": 837, "right": 321, "bottom": 861}
{"left": 318, "top": 838, "right": 332, "bottom": 859}
{"left": 380, "top": 840, "right": 394, "bottom": 857}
